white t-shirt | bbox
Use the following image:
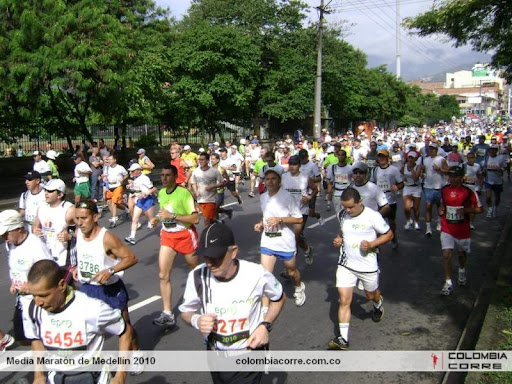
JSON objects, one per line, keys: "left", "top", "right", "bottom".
{"left": 326, "top": 163, "right": 353, "bottom": 196}
{"left": 371, "top": 165, "right": 404, "bottom": 204}
{"left": 348, "top": 181, "right": 388, "bottom": 212}
{"left": 338, "top": 206, "right": 390, "bottom": 272}
{"left": 190, "top": 167, "right": 224, "bottom": 203}
{"left": 352, "top": 146, "right": 367, "bottom": 162}
{"left": 129, "top": 173, "right": 154, "bottom": 201}
{"left": 33, "top": 160, "right": 51, "bottom": 174}
{"left": 259, "top": 187, "right": 302, "bottom": 253}
{"left": 19, "top": 188, "right": 46, "bottom": 231}
{"left": 463, "top": 162, "right": 481, "bottom": 190}
{"left": 300, "top": 160, "right": 321, "bottom": 180}
{"left": 179, "top": 260, "right": 283, "bottom": 351}
{"left": 423, "top": 156, "right": 446, "bottom": 189}
{"left": 74, "top": 161, "right": 92, "bottom": 183}
{"left": 281, "top": 172, "right": 310, "bottom": 215}
{"left": 485, "top": 155, "right": 507, "bottom": 185}
{"left": 25, "top": 290, "right": 125, "bottom": 372}
{"left": 105, "top": 164, "right": 127, "bottom": 189}
{"left": 37, "top": 201, "right": 74, "bottom": 267}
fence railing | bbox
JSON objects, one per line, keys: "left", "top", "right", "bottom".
{"left": 0, "top": 123, "right": 256, "bottom": 157}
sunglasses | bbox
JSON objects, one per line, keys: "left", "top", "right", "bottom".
{"left": 75, "top": 200, "right": 99, "bottom": 213}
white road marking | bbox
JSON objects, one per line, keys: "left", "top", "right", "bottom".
{"left": 128, "top": 295, "right": 161, "bottom": 313}
{"left": 220, "top": 201, "right": 238, "bottom": 208}
{"left": 306, "top": 214, "right": 337, "bottom": 229}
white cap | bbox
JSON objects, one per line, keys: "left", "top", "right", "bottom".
{"left": 46, "top": 150, "right": 59, "bottom": 160}
{"left": 263, "top": 167, "right": 283, "bottom": 178}
{"left": 327, "top": 147, "right": 334, "bottom": 153}
{"left": 199, "top": 148, "right": 205, "bottom": 153}
{"left": 183, "top": 145, "right": 191, "bottom": 150}
{"left": 128, "top": 163, "right": 142, "bottom": 171}
{"left": 214, "top": 142, "right": 220, "bottom": 146}
{"left": 137, "top": 148, "right": 146, "bottom": 155}
{"left": 42, "top": 178, "right": 66, "bottom": 193}
{"left": 0, "top": 210, "right": 24, "bottom": 235}
{"left": 240, "top": 139, "right": 246, "bottom": 145}
{"left": 231, "top": 145, "right": 237, "bottom": 149}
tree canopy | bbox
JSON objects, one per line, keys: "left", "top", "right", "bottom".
{"left": 404, "top": 0, "right": 512, "bottom": 81}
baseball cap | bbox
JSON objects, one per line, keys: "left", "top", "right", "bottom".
{"left": 448, "top": 166, "right": 464, "bottom": 176}
{"left": 230, "top": 145, "right": 237, "bottom": 149}
{"left": 42, "top": 178, "right": 66, "bottom": 193}
{"left": 489, "top": 144, "right": 499, "bottom": 149}
{"left": 279, "top": 144, "right": 286, "bottom": 149}
{"left": 298, "top": 149, "right": 309, "bottom": 158}
{"left": 183, "top": 145, "right": 191, "bottom": 151}
{"left": 288, "top": 155, "right": 301, "bottom": 165}
{"left": 352, "top": 161, "right": 369, "bottom": 173}
{"left": 407, "top": 152, "right": 418, "bottom": 159}
{"left": 46, "top": 150, "right": 59, "bottom": 160}
{"left": 491, "top": 136, "right": 498, "bottom": 140}
{"left": 428, "top": 142, "right": 439, "bottom": 148}
{"left": 213, "top": 142, "right": 220, "bottom": 146}
{"left": 33, "top": 150, "right": 42, "bottom": 156}
{"left": 219, "top": 147, "right": 228, "bottom": 152}
{"left": 128, "top": 163, "right": 141, "bottom": 171}
{"left": 137, "top": 148, "right": 146, "bottom": 155}
{"left": 263, "top": 167, "right": 283, "bottom": 178}
{"left": 24, "top": 171, "right": 41, "bottom": 180}
{"left": 377, "top": 149, "right": 389, "bottom": 157}
{"left": 197, "top": 222, "right": 235, "bottom": 259}
{"left": 250, "top": 139, "right": 259, "bottom": 144}
{"left": 199, "top": 147, "right": 205, "bottom": 153}
{"left": 0, "top": 210, "right": 24, "bottom": 236}
{"left": 72, "top": 153, "right": 81, "bottom": 159}
{"left": 327, "top": 147, "right": 334, "bottom": 153}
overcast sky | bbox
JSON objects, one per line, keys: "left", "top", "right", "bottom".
{"left": 156, "top": 0, "right": 491, "bottom": 81}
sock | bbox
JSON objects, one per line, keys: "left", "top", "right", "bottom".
{"left": 446, "top": 279, "right": 453, "bottom": 286}
{"left": 163, "top": 310, "right": 173, "bottom": 317}
{"left": 130, "top": 230, "right": 136, "bottom": 238}
{"left": 339, "top": 323, "right": 349, "bottom": 341}
{"left": 426, "top": 222, "right": 431, "bottom": 231}
{"left": 459, "top": 268, "right": 465, "bottom": 273}
{"left": 374, "top": 295, "right": 383, "bottom": 309}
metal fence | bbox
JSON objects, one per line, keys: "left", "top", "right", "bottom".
{"left": 0, "top": 123, "right": 256, "bottom": 157}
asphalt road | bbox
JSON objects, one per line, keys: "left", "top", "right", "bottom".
{"left": 1, "top": 179, "right": 511, "bottom": 384}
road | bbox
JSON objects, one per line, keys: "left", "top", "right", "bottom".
{"left": 0, "top": 179, "right": 510, "bottom": 384}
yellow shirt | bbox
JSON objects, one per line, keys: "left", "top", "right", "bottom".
{"left": 182, "top": 152, "right": 199, "bottom": 171}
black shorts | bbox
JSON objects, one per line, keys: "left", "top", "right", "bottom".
{"left": 308, "top": 195, "right": 317, "bottom": 209}
{"left": 226, "top": 180, "right": 236, "bottom": 192}
{"left": 13, "top": 304, "right": 29, "bottom": 342}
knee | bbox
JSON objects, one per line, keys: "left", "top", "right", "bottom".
{"left": 158, "top": 270, "right": 171, "bottom": 281}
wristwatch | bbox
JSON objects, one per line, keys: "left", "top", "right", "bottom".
{"left": 259, "top": 321, "right": 272, "bottom": 332}
{"left": 108, "top": 267, "right": 115, "bottom": 275}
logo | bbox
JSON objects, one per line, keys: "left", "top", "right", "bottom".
{"left": 209, "top": 238, "right": 218, "bottom": 243}
{"left": 432, "top": 353, "right": 439, "bottom": 369}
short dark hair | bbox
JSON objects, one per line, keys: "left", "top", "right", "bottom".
{"left": 211, "top": 153, "right": 220, "bottom": 160}
{"left": 28, "top": 260, "right": 64, "bottom": 288}
{"left": 199, "top": 152, "right": 210, "bottom": 161}
{"left": 163, "top": 164, "right": 178, "bottom": 176}
{"left": 341, "top": 187, "right": 361, "bottom": 203}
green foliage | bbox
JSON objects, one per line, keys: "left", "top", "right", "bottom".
{"left": 134, "top": 133, "right": 158, "bottom": 149}
{"left": 404, "top": 0, "right": 512, "bottom": 81}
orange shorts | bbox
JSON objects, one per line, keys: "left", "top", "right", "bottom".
{"left": 160, "top": 227, "right": 198, "bottom": 255}
{"left": 198, "top": 202, "right": 217, "bottom": 220}
{"left": 106, "top": 186, "right": 124, "bottom": 205}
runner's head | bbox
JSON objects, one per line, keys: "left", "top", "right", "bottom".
{"left": 351, "top": 162, "right": 368, "bottom": 186}
{"left": 0, "top": 209, "right": 26, "bottom": 245}
{"left": 43, "top": 178, "right": 66, "bottom": 205}
{"left": 377, "top": 149, "right": 389, "bottom": 166}
{"left": 288, "top": 155, "right": 301, "bottom": 175}
{"left": 197, "top": 222, "right": 238, "bottom": 280}
{"left": 340, "top": 188, "right": 363, "bottom": 217}
{"left": 466, "top": 152, "right": 476, "bottom": 165}
{"left": 28, "top": 260, "right": 67, "bottom": 313}
{"left": 75, "top": 200, "right": 100, "bottom": 236}
{"left": 337, "top": 150, "right": 347, "bottom": 164}
{"left": 447, "top": 166, "right": 464, "bottom": 186}
{"left": 161, "top": 165, "right": 178, "bottom": 188}
{"left": 24, "top": 171, "right": 41, "bottom": 191}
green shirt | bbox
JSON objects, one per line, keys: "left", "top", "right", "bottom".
{"left": 253, "top": 158, "right": 267, "bottom": 175}
{"left": 323, "top": 154, "right": 338, "bottom": 169}
{"left": 158, "top": 185, "right": 197, "bottom": 230}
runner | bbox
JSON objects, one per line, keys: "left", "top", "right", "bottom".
{"left": 45, "top": 150, "right": 60, "bottom": 179}
{"left": 104, "top": 154, "right": 129, "bottom": 228}
{"left": 26, "top": 259, "right": 133, "bottom": 384}
{"left": 179, "top": 222, "right": 286, "bottom": 384}
{"left": 348, "top": 162, "right": 390, "bottom": 217}
{"left": 151, "top": 165, "right": 200, "bottom": 328}
{"left": 72, "top": 153, "right": 92, "bottom": 203}
{"left": 32, "top": 150, "right": 52, "bottom": 180}
{"left": 298, "top": 149, "right": 323, "bottom": 225}
{"left": 438, "top": 167, "right": 482, "bottom": 295}
{"left": 402, "top": 152, "right": 423, "bottom": 230}
{"left": 190, "top": 152, "right": 225, "bottom": 227}
{"left": 33, "top": 179, "right": 75, "bottom": 268}
{"left": 483, "top": 144, "right": 508, "bottom": 218}
{"left": 19, "top": 171, "right": 45, "bottom": 234}
{"left": 89, "top": 144, "right": 104, "bottom": 203}
{"left": 326, "top": 150, "right": 353, "bottom": 214}
{"left": 0, "top": 209, "right": 52, "bottom": 346}
{"left": 219, "top": 148, "right": 243, "bottom": 204}
{"left": 371, "top": 149, "right": 404, "bottom": 248}
{"left": 254, "top": 168, "right": 305, "bottom": 307}
{"left": 137, "top": 148, "right": 155, "bottom": 179}
{"left": 124, "top": 163, "right": 157, "bottom": 245}
{"left": 210, "top": 152, "right": 233, "bottom": 221}
{"left": 329, "top": 188, "right": 393, "bottom": 350}
{"left": 462, "top": 152, "right": 483, "bottom": 229}
{"left": 281, "top": 155, "right": 318, "bottom": 265}
{"left": 169, "top": 146, "right": 188, "bottom": 187}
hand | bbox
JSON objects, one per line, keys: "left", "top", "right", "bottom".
{"left": 254, "top": 223, "right": 263, "bottom": 232}
{"left": 391, "top": 185, "right": 399, "bottom": 192}
{"left": 72, "top": 267, "right": 79, "bottom": 281}
{"left": 10, "top": 284, "right": 17, "bottom": 295}
{"left": 197, "top": 314, "right": 217, "bottom": 334}
{"left": 33, "top": 227, "right": 43, "bottom": 237}
{"left": 438, "top": 206, "right": 445, "bottom": 216}
{"left": 158, "top": 209, "right": 171, "bottom": 219}
{"left": 56, "top": 230, "right": 70, "bottom": 243}
{"left": 333, "top": 236, "right": 343, "bottom": 247}
{"left": 265, "top": 217, "right": 281, "bottom": 226}
{"left": 360, "top": 240, "right": 372, "bottom": 252}
{"left": 150, "top": 217, "right": 159, "bottom": 227}
{"left": 300, "top": 195, "right": 311, "bottom": 205}
{"left": 247, "top": 324, "right": 269, "bottom": 349}
{"left": 92, "top": 269, "right": 113, "bottom": 285}
{"left": 205, "top": 185, "right": 216, "bottom": 192}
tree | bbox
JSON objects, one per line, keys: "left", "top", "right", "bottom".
{"left": 438, "top": 94, "right": 460, "bottom": 122}
{"left": 404, "top": 0, "right": 512, "bottom": 81}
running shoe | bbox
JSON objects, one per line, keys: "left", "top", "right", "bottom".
{"left": 458, "top": 270, "right": 467, "bottom": 286}
{"left": 237, "top": 196, "right": 243, "bottom": 204}
{"left": 225, "top": 209, "right": 233, "bottom": 220}
{"left": 328, "top": 336, "right": 349, "bottom": 350}
{"left": 147, "top": 222, "right": 154, "bottom": 229}
{"left": 124, "top": 236, "right": 136, "bottom": 245}
{"left": 372, "top": 296, "right": 384, "bottom": 322}
{"left": 425, "top": 228, "right": 432, "bottom": 237}
{"left": 0, "top": 334, "right": 15, "bottom": 354}
{"left": 436, "top": 222, "right": 441, "bottom": 231}
{"left": 414, "top": 222, "right": 420, "bottom": 231}
{"left": 248, "top": 192, "right": 255, "bottom": 198}
{"left": 293, "top": 282, "right": 306, "bottom": 306}
{"left": 304, "top": 247, "right": 314, "bottom": 266}
{"left": 317, "top": 216, "right": 324, "bottom": 226}
{"left": 130, "top": 350, "right": 145, "bottom": 376}
{"left": 470, "top": 223, "right": 475, "bottom": 230}
{"left": 486, "top": 207, "right": 493, "bottom": 218}
{"left": 404, "top": 220, "right": 412, "bottom": 230}
{"left": 136, "top": 222, "right": 141, "bottom": 230}
{"left": 440, "top": 282, "right": 453, "bottom": 296}
{"left": 153, "top": 312, "right": 176, "bottom": 327}
{"left": 109, "top": 217, "right": 118, "bottom": 228}
{"left": 493, "top": 206, "right": 498, "bottom": 217}
{"left": 326, "top": 203, "right": 332, "bottom": 212}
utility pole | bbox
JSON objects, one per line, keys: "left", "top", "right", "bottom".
{"left": 396, "top": 0, "right": 401, "bottom": 79}
{"left": 313, "top": 0, "right": 330, "bottom": 141}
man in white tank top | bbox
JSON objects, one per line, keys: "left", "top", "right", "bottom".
{"left": 33, "top": 179, "right": 75, "bottom": 268}
{"left": 73, "top": 200, "right": 143, "bottom": 375}
{"left": 19, "top": 171, "right": 45, "bottom": 234}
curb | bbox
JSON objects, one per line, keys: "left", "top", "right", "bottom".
{"left": 441, "top": 214, "right": 512, "bottom": 384}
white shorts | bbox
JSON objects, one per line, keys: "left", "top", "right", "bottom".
{"left": 440, "top": 232, "right": 471, "bottom": 253}
{"left": 336, "top": 266, "right": 380, "bottom": 292}
{"left": 403, "top": 185, "right": 422, "bottom": 198}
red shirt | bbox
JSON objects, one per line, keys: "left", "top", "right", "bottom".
{"left": 171, "top": 158, "right": 187, "bottom": 184}
{"left": 440, "top": 184, "right": 481, "bottom": 239}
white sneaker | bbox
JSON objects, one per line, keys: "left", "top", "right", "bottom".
{"left": 147, "top": 222, "right": 154, "bottom": 229}
{"left": 486, "top": 207, "right": 493, "bottom": 218}
{"left": 294, "top": 282, "right": 306, "bottom": 306}
{"left": 130, "top": 350, "right": 145, "bottom": 376}
{"left": 317, "top": 216, "right": 324, "bottom": 226}
{"left": 436, "top": 222, "right": 441, "bottom": 231}
{"left": 404, "top": 220, "right": 412, "bottom": 230}
{"left": 304, "top": 247, "right": 314, "bottom": 265}
{"left": 470, "top": 223, "right": 475, "bottom": 230}
{"left": 136, "top": 222, "right": 141, "bottom": 229}
{"left": 414, "top": 222, "right": 420, "bottom": 231}
{"left": 326, "top": 203, "right": 332, "bottom": 212}
{"left": 458, "top": 270, "right": 467, "bottom": 286}
{"left": 440, "top": 282, "right": 453, "bottom": 296}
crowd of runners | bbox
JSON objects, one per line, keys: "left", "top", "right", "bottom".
{"left": 1, "top": 121, "right": 511, "bottom": 383}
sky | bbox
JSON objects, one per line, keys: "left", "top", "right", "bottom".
{"left": 155, "top": 0, "right": 491, "bottom": 81}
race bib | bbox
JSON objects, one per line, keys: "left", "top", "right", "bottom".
{"left": 264, "top": 220, "right": 282, "bottom": 238}
{"left": 366, "top": 159, "right": 376, "bottom": 168}
{"left": 464, "top": 176, "right": 476, "bottom": 184}
{"left": 391, "top": 155, "right": 401, "bottom": 163}
{"left": 377, "top": 180, "right": 390, "bottom": 192}
{"left": 207, "top": 303, "right": 251, "bottom": 346}
{"left": 477, "top": 149, "right": 486, "bottom": 157}
{"left": 446, "top": 206, "right": 464, "bottom": 224}
{"left": 79, "top": 254, "right": 100, "bottom": 281}
{"left": 43, "top": 319, "right": 87, "bottom": 350}
{"left": 335, "top": 174, "right": 349, "bottom": 184}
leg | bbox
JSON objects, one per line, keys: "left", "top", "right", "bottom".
{"left": 403, "top": 195, "right": 412, "bottom": 222}
{"left": 158, "top": 245, "right": 178, "bottom": 312}
{"left": 260, "top": 253, "right": 278, "bottom": 309}
{"left": 337, "top": 287, "right": 354, "bottom": 324}
{"left": 412, "top": 196, "right": 421, "bottom": 223}
{"left": 442, "top": 248, "right": 453, "bottom": 281}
